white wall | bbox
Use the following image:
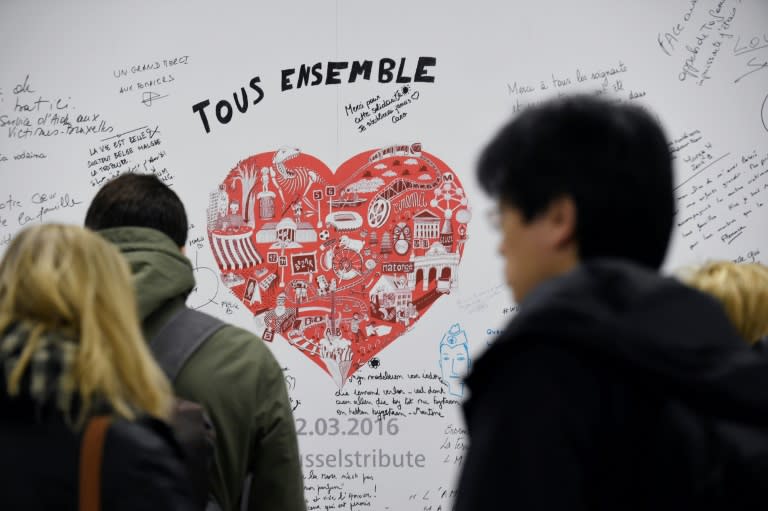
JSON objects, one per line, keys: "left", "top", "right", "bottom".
{"left": 1, "top": 1, "right": 767, "bottom": 509}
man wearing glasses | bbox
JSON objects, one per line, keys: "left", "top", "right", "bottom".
{"left": 455, "top": 95, "right": 768, "bottom": 510}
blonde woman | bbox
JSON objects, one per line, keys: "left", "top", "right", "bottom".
{"left": 0, "top": 224, "right": 195, "bottom": 510}
{"left": 684, "top": 261, "right": 768, "bottom": 346}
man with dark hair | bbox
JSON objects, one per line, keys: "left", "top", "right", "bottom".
{"left": 455, "top": 96, "right": 768, "bottom": 510}
{"left": 86, "top": 174, "right": 305, "bottom": 511}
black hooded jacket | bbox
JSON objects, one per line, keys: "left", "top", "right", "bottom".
{"left": 455, "top": 259, "right": 768, "bottom": 511}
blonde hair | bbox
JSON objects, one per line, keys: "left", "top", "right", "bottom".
{"left": 683, "top": 261, "right": 768, "bottom": 345}
{"left": 0, "top": 224, "right": 173, "bottom": 422}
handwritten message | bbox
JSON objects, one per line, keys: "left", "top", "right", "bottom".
{"left": 0, "top": 74, "right": 115, "bottom": 144}
{"left": 86, "top": 125, "right": 172, "bottom": 188}
{"left": 655, "top": 0, "right": 762, "bottom": 86}
{"left": 506, "top": 60, "right": 643, "bottom": 112}
{"left": 334, "top": 371, "right": 460, "bottom": 421}
{"left": 394, "top": 424, "right": 466, "bottom": 510}
{"left": 304, "top": 467, "right": 379, "bottom": 511}
{"left": 0, "top": 191, "right": 84, "bottom": 249}
{"left": 732, "top": 30, "right": 768, "bottom": 84}
{"left": 344, "top": 85, "right": 422, "bottom": 133}
{"left": 113, "top": 55, "right": 190, "bottom": 107}
{"left": 404, "top": 484, "right": 458, "bottom": 511}
{"left": 732, "top": 247, "right": 762, "bottom": 264}
{"left": 672, "top": 129, "right": 768, "bottom": 251}
{"left": 456, "top": 284, "right": 507, "bottom": 314}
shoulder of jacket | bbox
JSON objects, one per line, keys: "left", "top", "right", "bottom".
{"left": 179, "top": 322, "right": 283, "bottom": 386}
{"left": 207, "top": 323, "right": 276, "bottom": 358}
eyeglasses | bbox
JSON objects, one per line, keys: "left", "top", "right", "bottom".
{"left": 486, "top": 207, "right": 502, "bottom": 231}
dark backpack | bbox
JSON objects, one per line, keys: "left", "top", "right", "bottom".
{"left": 150, "top": 307, "right": 225, "bottom": 510}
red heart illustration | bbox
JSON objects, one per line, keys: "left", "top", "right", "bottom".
{"left": 206, "top": 144, "right": 471, "bottom": 387}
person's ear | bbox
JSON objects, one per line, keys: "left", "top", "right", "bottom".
{"left": 542, "top": 195, "right": 577, "bottom": 250}
{"left": 180, "top": 245, "right": 186, "bottom": 255}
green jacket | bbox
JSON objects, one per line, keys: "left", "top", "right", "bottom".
{"left": 100, "top": 227, "right": 305, "bottom": 511}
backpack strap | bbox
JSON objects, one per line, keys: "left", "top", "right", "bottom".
{"left": 150, "top": 307, "right": 226, "bottom": 382}
{"left": 79, "top": 416, "right": 112, "bottom": 511}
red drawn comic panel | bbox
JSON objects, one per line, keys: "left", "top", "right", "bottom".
{"left": 206, "top": 144, "right": 471, "bottom": 388}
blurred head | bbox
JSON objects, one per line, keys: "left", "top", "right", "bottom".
{"left": 478, "top": 95, "right": 674, "bottom": 301}
{"left": 0, "top": 224, "right": 173, "bottom": 423}
{"left": 85, "top": 173, "right": 188, "bottom": 246}
{"left": 683, "top": 261, "right": 768, "bottom": 345}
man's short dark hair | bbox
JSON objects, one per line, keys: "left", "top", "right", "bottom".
{"left": 477, "top": 94, "right": 674, "bottom": 269}
{"left": 85, "top": 174, "right": 188, "bottom": 246}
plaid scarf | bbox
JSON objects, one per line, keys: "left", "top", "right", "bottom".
{"left": 0, "top": 323, "right": 80, "bottom": 420}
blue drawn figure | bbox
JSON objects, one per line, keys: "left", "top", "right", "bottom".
{"left": 439, "top": 323, "right": 471, "bottom": 398}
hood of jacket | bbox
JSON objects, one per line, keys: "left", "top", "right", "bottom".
{"left": 472, "top": 259, "right": 768, "bottom": 421}
{"left": 98, "top": 227, "right": 195, "bottom": 322}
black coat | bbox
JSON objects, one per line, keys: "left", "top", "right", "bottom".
{"left": 0, "top": 383, "right": 196, "bottom": 510}
{"left": 455, "top": 259, "right": 768, "bottom": 511}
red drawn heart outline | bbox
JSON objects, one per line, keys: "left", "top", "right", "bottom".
{"left": 206, "top": 143, "right": 470, "bottom": 387}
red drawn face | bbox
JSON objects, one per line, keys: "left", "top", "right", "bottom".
{"left": 207, "top": 145, "right": 470, "bottom": 388}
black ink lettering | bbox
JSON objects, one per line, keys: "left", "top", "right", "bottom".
{"left": 379, "top": 58, "right": 395, "bottom": 83}
{"left": 192, "top": 99, "right": 212, "bottom": 133}
{"left": 734, "top": 56, "right": 768, "bottom": 84}
{"left": 12, "top": 74, "right": 35, "bottom": 95}
{"left": 414, "top": 57, "right": 437, "bottom": 83}
{"left": 298, "top": 64, "right": 312, "bottom": 88}
{"left": 233, "top": 87, "right": 248, "bottom": 113}
{"left": 216, "top": 100, "right": 233, "bottom": 124}
{"left": 311, "top": 62, "right": 323, "bottom": 85}
{"left": 326, "top": 61, "right": 349, "bottom": 85}
{"left": 349, "top": 60, "right": 373, "bottom": 82}
{"left": 249, "top": 76, "right": 264, "bottom": 105}
{"left": 395, "top": 58, "right": 412, "bottom": 83}
{"left": 281, "top": 68, "right": 295, "bottom": 91}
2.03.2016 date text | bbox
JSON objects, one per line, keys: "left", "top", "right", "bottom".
{"left": 295, "top": 417, "right": 400, "bottom": 436}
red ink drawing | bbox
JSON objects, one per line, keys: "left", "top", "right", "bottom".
{"left": 207, "top": 143, "right": 471, "bottom": 387}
